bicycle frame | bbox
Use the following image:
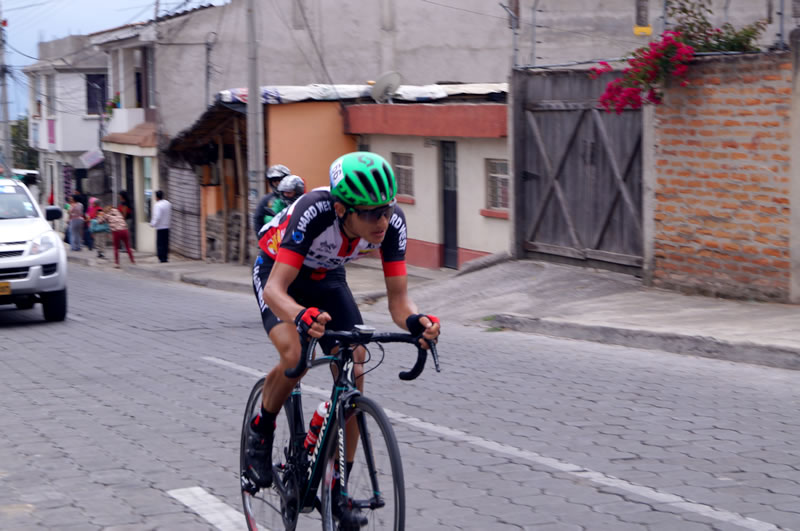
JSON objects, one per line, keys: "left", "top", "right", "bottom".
{"left": 280, "top": 346, "right": 365, "bottom": 513}
{"left": 251, "top": 325, "right": 439, "bottom": 526}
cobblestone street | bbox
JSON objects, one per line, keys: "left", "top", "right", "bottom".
{"left": 1, "top": 264, "right": 800, "bottom": 530}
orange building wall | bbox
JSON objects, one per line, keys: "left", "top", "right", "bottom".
{"left": 267, "top": 102, "right": 357, "bottom": 190}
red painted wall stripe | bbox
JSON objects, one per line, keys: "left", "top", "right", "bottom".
{"left": 345, "top": 104, "right": 507, "bottom": 138}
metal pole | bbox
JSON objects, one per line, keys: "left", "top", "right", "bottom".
{"left": 530, "top": 0, "right": 540, "bottom": 66}
{"left": 780, "top": 0, "right": 786, "bottom": 49}
{"left": 662, "top": 0, "right": 669, "bottom": 32}
{"left": 246, "top": 0, "right": 265, "bottom": 215}
{"left": 500, "top": 3, "right": 519, "bottom": 68}
{"left": 0, "top": 0, "right": 12, "bottom": 175}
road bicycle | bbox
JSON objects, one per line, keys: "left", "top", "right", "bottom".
{"left": 240, "top": 324, "right": 440, "bottom": 530}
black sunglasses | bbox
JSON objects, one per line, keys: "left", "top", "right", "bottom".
{"left": 348, "top": 200, "right": 396, "bottom": 222}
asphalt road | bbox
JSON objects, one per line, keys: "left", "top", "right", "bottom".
{"left": 1, "top": 264, "right": 800, "bottom": 530}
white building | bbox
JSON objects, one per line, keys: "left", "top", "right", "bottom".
{"left": 24, "top": 35, "right": 107, "bottom": 221}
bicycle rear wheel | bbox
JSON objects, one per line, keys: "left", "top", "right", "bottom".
{"left": 320, "top": 396, "right": 405, "bottom": 531}
{"left": 240, "top": 378, "right": 297, "bottom": 531}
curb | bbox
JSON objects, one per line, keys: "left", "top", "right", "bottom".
{"left": 179, "top": 274, "right": 252, "bottom": 295}
{"left": 489, "top": 313, "right": 800, "bottom": 371}
{"left": 456, "top": 251, "right": 512, "bottom": 277}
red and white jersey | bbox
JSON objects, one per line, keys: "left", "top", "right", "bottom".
{"left": 257, "top": 188, "right": 407, "bottom": 278}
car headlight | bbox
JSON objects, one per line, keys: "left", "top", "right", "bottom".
{"left": 30, "top": 231, "right": 58, "bottom": 255}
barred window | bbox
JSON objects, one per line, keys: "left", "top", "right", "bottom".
{"left": 486, "top": 159, "right": 510, "bottom": 210}
{"left": 86, "top": 74, "right": 107, "bottom": 115}
{"left": 392, "top": 152, "right": 414, "bottom": 197}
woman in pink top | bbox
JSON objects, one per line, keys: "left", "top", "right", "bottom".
{"left": 105, "top": 206, "right": 135, "bottom": 268}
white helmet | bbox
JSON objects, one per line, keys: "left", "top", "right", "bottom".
{"left": 277, "top": 175, "right": 306, "bottom": 204}
{"left": 266, "top": 164, "right": 291, "bottom": 192}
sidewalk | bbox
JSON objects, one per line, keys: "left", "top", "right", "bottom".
{"left": 66, "top": 246, "right": 800, "bottom": 371}
{"left": 64, "top": 245, "right": 453, "bottom": 304}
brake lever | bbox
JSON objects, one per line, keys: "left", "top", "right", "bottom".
{"left": 429, "top": 341, "right": 441, "bottom": 373}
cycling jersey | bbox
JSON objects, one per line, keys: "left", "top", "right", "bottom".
{"left": 257, "top": 188, "right": 407, "bottom": 279}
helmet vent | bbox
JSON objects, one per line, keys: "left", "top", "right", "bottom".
{"left": 353, "top": 170, "right": 379, "bottom": 203}
{"left": 371, "top": 168, "right": 388, "bottom": 201}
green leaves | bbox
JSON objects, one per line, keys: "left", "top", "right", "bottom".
{"left": 666, "top": 0, "right": 766, "bottom": 52}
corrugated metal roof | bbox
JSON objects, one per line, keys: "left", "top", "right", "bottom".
{"left": 217, "top": 83, "right": 508, "bottom": 105}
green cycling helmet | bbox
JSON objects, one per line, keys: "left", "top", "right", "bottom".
{"left": 329, "top": 152, "right": 397, "bottom": 207}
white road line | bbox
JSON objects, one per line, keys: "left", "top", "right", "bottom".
{"left": 206, "top": 355, "right": 781, "bottom": 531}
{"left": 168, "top": 486, "right": 245, "bottom": 531}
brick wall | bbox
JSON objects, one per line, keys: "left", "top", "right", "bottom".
{"left": 651, "top": 53, "right": 792, "bottom": 301}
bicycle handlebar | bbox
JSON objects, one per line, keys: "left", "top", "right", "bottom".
{"left": 284, "top": 326, "right": 440, "bottom": 381}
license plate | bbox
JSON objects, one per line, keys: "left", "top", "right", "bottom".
{"left": 0, "top": 282, "right": 9, "bottom": 296}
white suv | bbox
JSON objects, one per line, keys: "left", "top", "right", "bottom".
{"left": 0, "top": 178, "right": 68, "bottom": 321}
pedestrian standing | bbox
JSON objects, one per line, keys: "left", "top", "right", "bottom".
{"left": 150, "top": 190, "right": 172, "bottom": 263}
{"left": 89, "top": 200, "right": 110, "bottom": 259}
{"left": 106, "top": 206, "right": 136, "bottom": 268}
{"left": 118, "top": 191, "right": 133, "bottom": 233}
{"left": 67, "top": 194, "right": 84, "bottom": 251}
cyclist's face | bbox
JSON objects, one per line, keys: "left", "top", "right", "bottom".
{"left": 336, "top": 201, "right": 393, "bottom": 244}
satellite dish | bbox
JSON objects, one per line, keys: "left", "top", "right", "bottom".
{"left": 370, "top": 71, "right": 402, "bottom": 103}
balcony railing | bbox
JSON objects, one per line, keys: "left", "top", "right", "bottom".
{"left": 106, "top": 108, "right": 146, "bottom": 135}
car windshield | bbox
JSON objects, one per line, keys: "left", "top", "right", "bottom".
{"left": 0, "top": 185, "right": 37, "bottom": 220}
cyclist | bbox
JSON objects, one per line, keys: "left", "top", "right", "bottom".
{"left": 247, "top": 151, "right": 440, "bottom": 528}
{"left": 252, "top": 164, "right": 292, "bottom": 237}
{"left": 275, "top": 174, "right": 306, "bottom": 207}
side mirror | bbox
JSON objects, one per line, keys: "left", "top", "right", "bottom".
{"left": 45, "top": 206, "right": 63, "bottom": 221}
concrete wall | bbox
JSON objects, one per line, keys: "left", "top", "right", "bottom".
{"left": 649, "top": 53, "right": 793, "bottom": 301}
{"left": 267, "top": 102, "right": 357, "bottom": 190}
{"left": 54, "top": 73, "right": 103, "bottom": 153}
{"left": 158, "top": 0, "right": 779, "bottom": 140}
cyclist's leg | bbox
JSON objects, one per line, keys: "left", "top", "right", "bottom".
{"left": 262, "top": 322, "right": 303, "bottom": 412}
{"left": 246, "top": 255, "right": 305, "bottom": 487}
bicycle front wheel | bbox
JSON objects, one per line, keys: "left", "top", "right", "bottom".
{"left": 240, "top": 378, "right": 296, "bottom": 531}
{"left": 320, "top": 396, "right": 405, "bottom": 531}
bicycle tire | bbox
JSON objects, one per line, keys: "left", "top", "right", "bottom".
{"left": 240, "top": 378, "right": 297, "bottom": 531}
{"left": 319, "top": 396, "right": 405, "bottom": 531}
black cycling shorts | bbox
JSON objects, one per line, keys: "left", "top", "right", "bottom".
{"left": 252, "top": 253, "right": 363, "bottom": 354}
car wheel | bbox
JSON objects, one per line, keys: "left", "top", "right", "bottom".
{"left": 42, "top": 289, "right": 67, "bottom": 322}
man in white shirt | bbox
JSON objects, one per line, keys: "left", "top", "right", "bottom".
{"left": 150, "top": 190, "right": 172, "bottom": 263}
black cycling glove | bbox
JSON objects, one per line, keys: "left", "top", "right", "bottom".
{"left": 405, "top": 313, "right": 440, "bottom": 337}
{"left": 295, "top": 307, "right": 322, "bottom": 336}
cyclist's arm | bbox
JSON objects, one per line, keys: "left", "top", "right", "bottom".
{"left": 263, "top": 261, "right": 330, "bottom": 337}
{"left": 385, "top": 274, "right": 416, "bottom": 328}
{"left": 385, "top": 275, "right": 440, "bottom": 345}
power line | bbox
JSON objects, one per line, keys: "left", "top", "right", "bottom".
{"left": 268, "top": 0, "right": 316, "bottom": 76}
{"left": 296, "top": 0, "right": 341, "bottom": 97}
{"left": 5, "top": 1, "right": 51, "bottom": 12}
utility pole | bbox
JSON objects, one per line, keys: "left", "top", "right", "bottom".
{"left": 246, "top": 0, "right": 265, "bottom": 215}
{"left": 0, "top": 0, "right": 12, "bottom": 177}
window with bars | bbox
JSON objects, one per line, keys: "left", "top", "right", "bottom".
{"left": 391, "top": 152, "right": 414, "bottom": 197}
{"left": 86, "top": 74, "right": 107, "bottom": 115}
{"left": 486, "top": 159, "right": 510, "bottom": 210}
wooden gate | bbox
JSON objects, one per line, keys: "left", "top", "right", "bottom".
{"left": 512, "top": 69, "right": 643, "bottom": 271}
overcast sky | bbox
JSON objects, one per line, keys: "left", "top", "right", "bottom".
{"left": 4, "top": 0, "right": 227, "bottom": 118}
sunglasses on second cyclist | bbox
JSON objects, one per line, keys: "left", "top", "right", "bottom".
{"left": 348, "top": 199, "right": 397, "bottom": 223}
